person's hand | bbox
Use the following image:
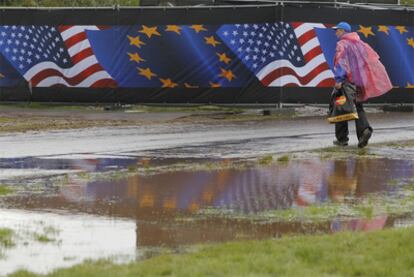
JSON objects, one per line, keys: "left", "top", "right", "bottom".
{"left": 334, "top": 82, "right": 342, "bottom": 90}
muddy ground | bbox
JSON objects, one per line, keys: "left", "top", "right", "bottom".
{"left": 0, "top": 103, "right": 382, "bottom": 132}
{"left": 0, "top": 103, "right": 294, "bottom": 133}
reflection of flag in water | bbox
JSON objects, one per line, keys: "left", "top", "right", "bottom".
{"left": 218, "top": 22, "right": 335, "bottom": 87}
{"left": 214, "top": 167, "right": 300, "bottom": 213}
{"left": 331, "top": 216, "right": 387, "bottom": 233}
{"left": 0, "top": 25, "right": 116, "bottom": 87}
{"left": 295, "top": 182, "right": 320, "bottom": 207}
{"left": 294, "top": 161, "right": 327, "bottom": 207}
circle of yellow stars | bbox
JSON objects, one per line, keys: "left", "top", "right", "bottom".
{"left": 356, "top": 25, "right": 414, "bottom": 88}
{"left": 357, "top": 25, "right": 414, "bottom": 48}
{"left": 126, "top": 24, "right": 236, "bottom": 88}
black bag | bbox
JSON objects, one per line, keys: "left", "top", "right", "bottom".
{"left": 327, "top": 82, "right": 359, "bottom": 124}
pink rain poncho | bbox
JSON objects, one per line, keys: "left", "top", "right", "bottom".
{"left": 334, "top": 32, "right": 393, "bottom": 102}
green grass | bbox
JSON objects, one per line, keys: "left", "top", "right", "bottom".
{"left": 277, "top": 155, "right": 290, "bottom": 162}
{"left": 0, "top": 103, "right": 100, "bottom": 111}
{"left": 0, "top": 103, "right": 241, "bottom": 113}
{"left": 32, "top": 225, "right": 59, "bottom": 243}
{"left": 10, "top": 227, "right": 414, "bottom": 277}
{"left": 33, "top": 234, "right": 53, "bottom": 243}
{"left": 0, "top": 184, "right": 14, "bottom": 196}
{"left": 257, "top": 155, "right": 273, "bottom": 165}
{"left": 0, "top": 228, "right": 15, "bottom": 259}
{"left": 27, "top": 222, "right": 61, "bottom": 244}
{"left": 4, "top": 0, "right": 141, "bottom": 7}
{"left": 0, "top": 228, "right": 14, "bottom": 248}
{"left": 384, "top": 140, "right": 414, "bottom": 148}
{"left": 129, "top": 104, "right": 243, "bottom": 114}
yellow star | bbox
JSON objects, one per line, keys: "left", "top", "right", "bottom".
{"left": 395, "top": 26, "right": 408, "bottom": 34}
{"left": 128, "top": 52, "right": 145, "bottom": 63}
{"left": 216, "top": 52, "right": 231, "bottom": 64}
{"left": 159, "top": 78, "right": 178, "bottom": 88}
{"left": 406, "top": 82, "right": 414, "bottom": 88}
{"left": 377, "top": 25, "right": 390, "bottom": 35}
{"left": 137, "top": 67, "right": 157, "bottom": 80}
{"left": 358, "top": 26, "right": 375, "bottom": 38}
{"left": 165, "top": 25, "right": 181, "bottom": 35}
{"left": 407, "top": 38, "right": 414, "bottom": 49}
{"left": 209, "top": 81, "right": 221, "bottom": 88}
{"left": 184, "top": 83, "right": 199, "bottom": 88}
{"left": 139, "top": 25, "right": 161, "bottom": 38}
{"left": 219, "top": 68, "right": 236, "bottom": 82}
{"left": 190, "top": 25, "right": 207, "bottom": 33}
{"left": 205, "top": 36, "right": 221, "bottom": 47}
{"left": 127, "top": 35, "right": 146, "bottom": 48}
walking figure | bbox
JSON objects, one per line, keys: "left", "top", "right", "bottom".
{"left": 332, "top": 22, "right": 392, "bottom": 148}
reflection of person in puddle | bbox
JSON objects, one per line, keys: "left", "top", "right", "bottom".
{"left": 327, "top": 160, "right": 357, "bottom": 202}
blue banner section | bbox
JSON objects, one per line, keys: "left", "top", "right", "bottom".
{"left": 87, "top": 25, "right": 253, "bottom": 88}
{"left": 0, "top": 23, "right": 413, "bottom": 89}
{"left": 314, "top": 28, "right": 337, "bottom": 70}
{"left": 360, "top": 25, "right": 414, "bottom": 88}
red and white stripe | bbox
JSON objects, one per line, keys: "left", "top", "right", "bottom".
{"left": 295, "top": 182, "right": 319, "bottom": 207}
{"left": 257, "top": 22, "right": 335, "bottom": 87}
{"left": 24, "top": 25, "right": 116, "bottom": 88}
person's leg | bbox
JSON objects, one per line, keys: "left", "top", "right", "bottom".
{"left": 355, "top": 102, "right": 373, "bottom": 147}
{"left": 335, "top": 121, "right": 349, "bottom": 145}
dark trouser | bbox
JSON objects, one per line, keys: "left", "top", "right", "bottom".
{"left": 335, "top": 102, "right": 372, "bottom": 142}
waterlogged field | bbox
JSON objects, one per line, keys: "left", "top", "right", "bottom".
{"left": 0, "top": 140, "right": 413, "bottom": 275}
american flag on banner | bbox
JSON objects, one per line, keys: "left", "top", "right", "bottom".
{"left": 0, "top": 25, "right": 116, "bottom": 87}
{"left": 218, "top": 22, "right": 335, "bottom": 87}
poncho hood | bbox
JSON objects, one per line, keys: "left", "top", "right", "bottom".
{"left": 341, "top": 32, "right": 361, "bottom": 42}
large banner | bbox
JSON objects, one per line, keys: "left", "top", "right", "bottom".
{"left": 0, "top": 23, "right": 413, "bottom": 89}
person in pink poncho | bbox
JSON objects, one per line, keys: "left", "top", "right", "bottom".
{"left": 332, "top": 22, "right": 393, "bottom": 148}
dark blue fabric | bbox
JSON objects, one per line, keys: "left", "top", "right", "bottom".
{"left": 334, "top": 64, "right": 347, "bottom": 83}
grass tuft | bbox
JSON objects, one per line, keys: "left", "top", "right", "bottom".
{"left": 0, "top": 228, "right": 15, "bottom": 248}
{"left": 0, "top": 184, "right": 14, "bottom": 196}
{"left": 277, "top": 155, "right": 289, "bottom": 162}
{"left": 258, "top": 155, "right": 273, "bottom": 165}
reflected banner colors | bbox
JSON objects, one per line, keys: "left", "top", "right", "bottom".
{"left": 0, "top": 23, "right": 413, "bottom": 89}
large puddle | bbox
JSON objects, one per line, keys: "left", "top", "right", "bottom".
{"left": 0, "top": 155, "right": 413, "bottom": 275}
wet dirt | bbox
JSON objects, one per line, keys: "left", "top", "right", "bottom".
{"left": 0, "top": 153, "right": 413, "bottom": 274}
{"left": 0, "top": 112, "right": 412, "bottom": 159}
